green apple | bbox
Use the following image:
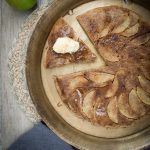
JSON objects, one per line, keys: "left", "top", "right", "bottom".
{"left": 6, "top": 0, "right": 37, "bottom": 11}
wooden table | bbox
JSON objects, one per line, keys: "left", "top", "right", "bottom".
{"left": 1, "top": 1, "right": 36, "bottom": 149}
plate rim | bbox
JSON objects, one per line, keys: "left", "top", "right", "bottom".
{"left": 26, "top": 0, "right": 150, "bottom": 149}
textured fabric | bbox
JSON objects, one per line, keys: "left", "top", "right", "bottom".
{"left": 9, "top": 122, "right": 74, "bottom": 150}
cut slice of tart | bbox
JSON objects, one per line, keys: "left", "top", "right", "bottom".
{"left": 77, "top": 6, "right": 130, "bottom": 42}
{"left": 45, "top": 18, "right": 96, "bottom": 68}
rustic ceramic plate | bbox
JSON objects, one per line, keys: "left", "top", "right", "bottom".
{"left": 26, "top": 0, "right": 150, "bottom": 149}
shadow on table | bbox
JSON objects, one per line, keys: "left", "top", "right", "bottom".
{"left": 8, "top": 122, "right": 78, "bottom": 150}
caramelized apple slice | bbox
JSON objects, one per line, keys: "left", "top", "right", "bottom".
{"left": 129, "top": 89, "right": 146, "bottom": 116}
{"left": 131, "top": 33, "right": 150, "bottom": 46}
{"left": 68, "top": 75, "right": 88, "bottom": 91}
{"left": 121, "top": 23, "right": 140, "bottom": 37}
{"left": 107, "top": 97, "right": 118, "bottom": 123}
{"left": 105, "top": 76, "right": 119, "bottom": 98}
{"left": 99, "top": 26, "right": 110, "bottom": 38}
{"left": 99, "top": 47, "right": 119, "bottom": 62}
{"left": 138, "top": 76, "right": 150, "bottom": 93}
{"left": 128, "top": 11, "right": 139, "bottom": 27}
{"left": 82, "top": 90, "right": 95, "bottom": 118}
{"left": 118, "top": 93, "right": 138, "bottom": 119}
{"left": 140, "top": 65, "right": 150, "bottom": 80}
{"left": 104, "top": 7, "right": 128, "bottom": 33}
{"left": 87, "top": 72, "right": 114, "bottom": 87}
{"left": 99, "top": 7, "right": 128, "bottom": 37}
{"left": 112, "top": 16, "right": 130, "bottom": 33}
{"left": 137, "top": 87, "right": 150, "bottom": 105}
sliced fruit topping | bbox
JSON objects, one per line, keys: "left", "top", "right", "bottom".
{"left": 125, "top": 74, "right": 138, "bottom": 92}
{"left": 99, "top": 26, "right": 110, "bottom": 38}
{"left": 68, "top": 75, "right": 88, "bottom": 91}
{"left": 129, "top": 89, "right": 146, "bottom": 116}
{"left": 137, "top": 87, "right": 150, "bottom": 105}
{"left": 87, "top": 72, "right": 114, "bottom": 87}
{"left": 112, "top": 16, "right": 130, "bottom": 34}
{"left": 105, "top": 76, "right": 119, "bottom": 98}
{"left": 138, "top": 76, "right": 150, "bottom": 93}
{"left": 131, "top": 32, "right": 150, "bottom": 46}
{"left": 121, "top": 23, "right": 140, "bottom": 37}
{"left": 128, "top": 11, "right": 139, "bottom": 27}
{"left": 107, "top": 96, "right": 118, "bottom": 123}
{"left": 103, "top": 6, "right": 128, "bottom": 34}
{"left": 118, "top": 93, "right": 138, "bottom": 119}
{"left": 82, "top": 90, "right": 95, "bottom": 118}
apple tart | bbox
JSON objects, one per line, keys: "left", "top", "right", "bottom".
{"left": 45, "top": 6, "right": 150, "bottom": 126}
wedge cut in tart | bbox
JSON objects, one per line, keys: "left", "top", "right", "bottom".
{"left": 44, "top": 18, "right": 96, "bottom": 68}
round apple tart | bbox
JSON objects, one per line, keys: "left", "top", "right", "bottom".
{"left": 43, "top": 5, "right": 150, "bottom": 128}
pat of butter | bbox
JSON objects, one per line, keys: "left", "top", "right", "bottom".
{"left": 53, "top": 37, "right": 79, "bottom": 54}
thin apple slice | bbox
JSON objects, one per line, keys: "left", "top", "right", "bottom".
{"left": 112, "top": 16, "right": 130, "bottom": 33}
{"left": 118, "top": 93, "right": 138, "bottom": 119}
{"left": 128, "top": 11, "right": 139, "bottom": 27}
{"left": 137, "top": 87, "right": 150, "bottom": 105}
{"left": 68, "top": 75, "right": 88, "bottom": 91}
{"left": 138, "top": 76, "right": 150, "bottom": 93}
{"left": 105, "top": 76, "right": 119, "bottom": 98}
{"left": 140, "top": 65, "right": 150, "bottom": 80}
{"left": 99, "top": 26, "right": 110, "bottom": 38}
{"left": 121, "top": 23, "right": 140, "bottom": 37}
{"left": 131, "top": 32, "right": 150, "bottom": 46}
{"left": 100, "top": 7, "right": 128, "bottom": 37}
{"left": 129, "top": 89, "right": 146, "bottom": 116}
{"left": 82, "top": 90, "right": 95, "bottom": 118}
{"left": 104, "top": 7, "right": 128, "bottom": 33}
{"left": 87, "top": 72, "right": 114, "bottom": 87}
{"left": 107, "top": 97, "right": 118, "bottom": 123}
{"left": 98, "top": 46, "right": 119, "bottom": 62}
